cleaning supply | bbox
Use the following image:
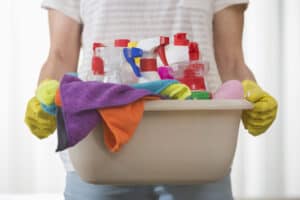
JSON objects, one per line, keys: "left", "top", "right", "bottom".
{"left": 213, "top": 80, "right": 244, "bottom": 99}
{"left": 242, "top": 80, "right": 278, "bottom": 136}
{"left": 137, "top": 36, "right": 169, "bottom": 62}
{"left": 101, "top": 39, "right": 130, "bottom": 84}
{"left": 55, "top": 74, "right": 157, "bottom": 150}
{"left": 139, "top": 58, "right": 161, "bottom": 82}
{"left": 158, "top": 66, "right": 174, "bottom": 80}
{"left": 156, "top": 36, "right": 169, "bottom": 66}
{"left": 98, "top": 96, "right": 159, "bottom": 152}
{"left": 131, "top": 79, "right": 178, "bottom": 94}
{"left": 175, "top": 64, "right": 206, "bottom": 91}
{"left": 136, "top": 36, "right": 170, "bottom": 82}
{"left": 89, "top": 42, "right": 105, "bottom": 81}
{"left": 190, "top": 91, "right": 211, "bottom": 100}
{"left": 165, "top": 33, "right": 190, "bottom": 65}
{"left": 182, "top": 42, "right": 207, "bottom": 90}
{"left": 160, "top": 83, "right": 191, "bottom": 100}
{"left": 123, "top": 47, "right": 143, "bottom": 78}
{"left": 128, "top": 41, "right": 140, "bottom": 65}
{"left": 105, "top": 39, "right": 138, "bottom": 84}
{"left": 36, "top": 79, "right": 59, "bottom": 106}
{"left": 171, "top": 41, "right": 209, "bottom": 93}
{"left": 24, "top": 96, "right": 57, "bottom": 139}
{"left": 66, "top": 72, "right": 79, "bottom": 77}
{"left": 101, "top": 47, "right": 123, "bottom": 83}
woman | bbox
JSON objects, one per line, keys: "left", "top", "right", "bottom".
{"left": 33, "top": 0, "right": 277, "bottom": 199}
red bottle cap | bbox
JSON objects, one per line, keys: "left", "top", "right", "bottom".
{"left": 93, "top": 42, "right": 105, "bottom": 51}
{"left": 92, "top": 57, "right": 104, "bottom": 75}
{"left": 189, "top": 42, "right": 200, "bottom": 61}
{"left": 174, "top": 33, "right": 189, "bottom": 46}
{"left": 160, "top": 36, "right": 170, "bottom": 46}
{"left": 140, "top": 58, "right": 158, "bottom": 72}
{"left": 114, "top": 39, "right": 130, "bottom": 47}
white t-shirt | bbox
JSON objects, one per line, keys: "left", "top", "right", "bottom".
{"left": 42, "top": 0, "right": 249, "bottom": 172}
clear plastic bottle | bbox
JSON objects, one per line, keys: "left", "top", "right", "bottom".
{"left": 100, "top": 39, "right": 130, "bottom": 84}
{"left": 165, "top": 33, "right": 190, "bottom": 65}
{"left": 101, "top": 47, "right": 123, "bottom": 84}
{"left": 171, "top": 42, "right": 209, "bottom": 92}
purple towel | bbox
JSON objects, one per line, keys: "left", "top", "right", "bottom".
{"left": 58, "top": 75, "right": 154, "bottom": 150}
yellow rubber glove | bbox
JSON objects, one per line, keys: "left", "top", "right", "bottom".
{"left": 36, "top": 79, "right": 59, "bottom": 106}
{"left": 160, "top": 83, "right": 192, "bottom": 100}
{"left": 24, "top": 96, "right": 57, "bottom": 139}
{"left": 242, "top": 80, "right": 278, "bottom": 136}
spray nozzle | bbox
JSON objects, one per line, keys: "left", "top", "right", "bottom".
{"left": 155, "top": 36, "right": 170, "bottom": 66}
{"left": 123, "top": 48, "right": 143, "bottom": 77}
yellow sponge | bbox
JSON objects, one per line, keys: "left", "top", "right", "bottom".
{"left": 160, "top": 83, "right": 191, "bottom": 100}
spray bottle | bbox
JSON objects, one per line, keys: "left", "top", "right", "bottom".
{"left": 179, "top": 42, "right": 210, "bottom": 99}
{"left": 100, "top": 39, "right": 130, "bottom": 84}
{"left": 136, "top": 36, "right": 169, "bottom": 82}
{"left": 165, "top": 33, "right": 190, "bottom": 65}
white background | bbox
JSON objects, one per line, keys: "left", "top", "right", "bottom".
{"left": 0, "top": 0, "right": 299, "bottom": 199}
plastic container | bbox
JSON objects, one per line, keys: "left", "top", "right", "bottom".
{"left": 68, "top": 100, "right": 252, "bottom": 185}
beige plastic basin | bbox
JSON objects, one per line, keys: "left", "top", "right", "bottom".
{"left": 69, "top": 100, "right": 252, "bottom": 185}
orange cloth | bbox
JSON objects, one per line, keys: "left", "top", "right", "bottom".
{"left": 55, "top": 89, "right": 62, "bottom": 107}
{"left": 98, "top": 96, "right": 159, "bottom": 152}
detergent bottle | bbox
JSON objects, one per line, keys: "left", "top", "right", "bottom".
{"left": 165, "top": 33, "right": 190, "bottom": 65}
{"left": 88, "top": 42, "right": 105, "bottom": 81}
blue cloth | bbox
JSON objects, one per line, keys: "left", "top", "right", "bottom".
{"left": 41, "top": 103, "right": 57, "bottom": 116}
{"left": 66, "top": 72, "right": 79, "bottom": 77}
{"left": 64, "top": 171, "right": 233, "bottom": 200}
{"left": 131, "top": 80, "right": 178, "bottom": 94}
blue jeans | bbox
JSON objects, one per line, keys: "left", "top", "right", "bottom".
{"left": 64, "top": 172, "right": 233, "bottom": 200}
